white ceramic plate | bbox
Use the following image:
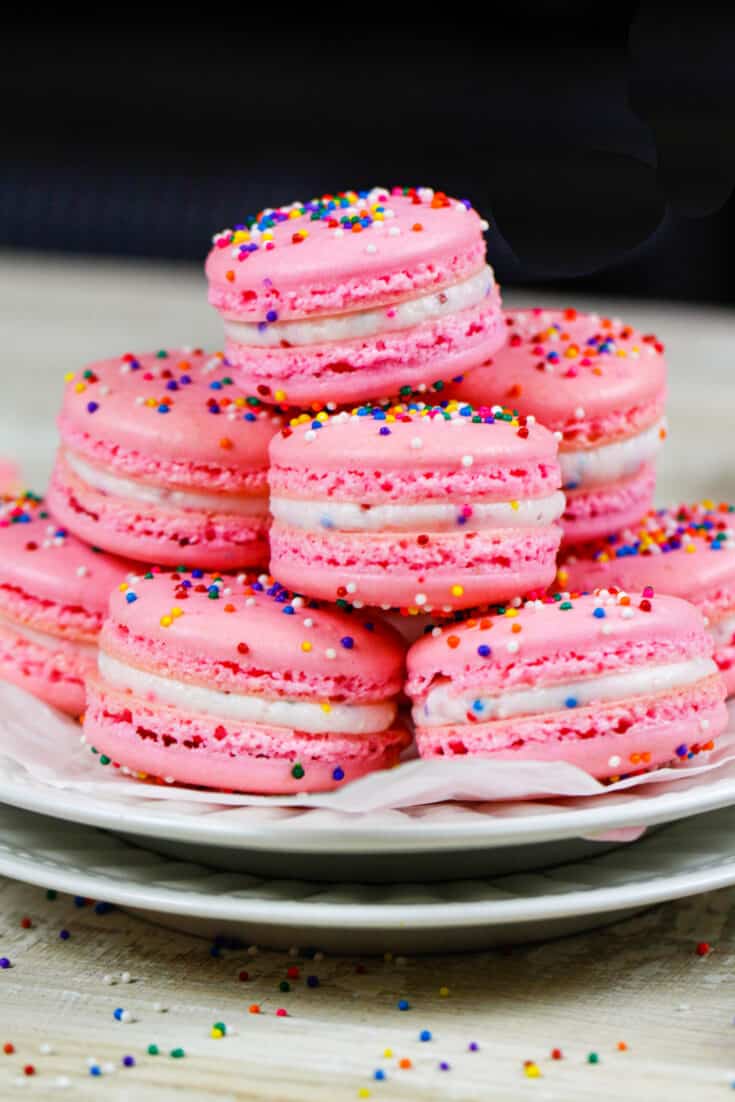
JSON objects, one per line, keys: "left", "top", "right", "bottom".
{"left": 1, "top": 802, "right": 735, "bottom": 952}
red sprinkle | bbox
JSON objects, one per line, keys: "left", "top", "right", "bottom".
{"left": 3, "top": 1043, "right": 14, "bottom": 1055}
{"left": 696, "top": 941, "right": 711, "bottom": 956}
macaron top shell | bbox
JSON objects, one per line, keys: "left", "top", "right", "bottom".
{"left": 206, "top": 186, "right": 488, "bottom": 321}
{"left": 58, "top": 349, "right": 283, "bottom": 479}
{"left": 270, "top": 401, "right": 560, "bottom": 503}
{"left": 449, "top": 308, "right": 667, "bottom": 446}
{"left": 406, "top": 590, "right": 711, "bottom": 700}
{"left": 559, "top": 504, "right": 735, "bottom": 610}
{"left": 0, "top": 494, "right": 134, "bottom": 619}
{"left": 103, "top": 571, "right": 406, "bottom": 701}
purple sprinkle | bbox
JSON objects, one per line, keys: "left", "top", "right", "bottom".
{"left": 0, "top": 958, "right": 10, "bottom": 969}
{"left": 122, "top": 1055, "right": 135, "bottom": 1068}
{"left": 87, "top": 401, "right": 99, "bottom": 414}
{"left": 59, "top": 929, "right": 70, "bottom": 941}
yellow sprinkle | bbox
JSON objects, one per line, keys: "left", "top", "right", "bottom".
{"left": 288, "top": 209, "right": 301, "bottom": 219}
{"left": 232, "top": 230, "right": 250, "bottom": 244}
{"left": 504, "top": 608, "right": 518, "bottom": 617}
{"left": 274, "top": 389, "right": 287, "bottom": 402}
{"left": 234, "top": 397, "right": 245, "bottom": 407}
{"left": 702, "top": 498, "right": 714, "bottom": 509}
{"left": 383, "top": 1049, "right": 393, "bottom": 1059}
{"left": 160, "top": 615, "right": 173, "bottom": 628}
{"left": 137, "top": 771, "right": 148, "bottom": 780}
{"left": 171, "top": 606, "right": 183, "bottom": 618}
{"left": 439, "top": 986, "right": 450, "bottom": 997}
{"left": 557, "top": 568, "right": 569, "bottom": 585}
{"left": 685, "top": 544, "right": 696, "bottom": 553}
{"left": 358, "top": 1090, "right": 370, "bottom": 1099}
{"left": 510, "top": 500, "right": 520, "bottom": 511}
{"left": 450, "top": 585, "right": 464, "bottom": 598}
{"left": 616, "top": 348, "right": 627, "bottom": 357}
{"left": 301, "top": 641, "right": 313, "bottom": 653}
{"left": 320, "top": 701, "right": 332, "bottom": 713}
{"left": 64, "top": 372, "right": 75, "bottom": 383}
{"left": 599, "top": 552, "right": 610, "bottom": 563}
{"left": 210, "top": 1028, "right": 224, "bottom": 1039}
{"left": 145, "top": 397, "right": 157, "bottom": 407}
{"left": 119, "top": 582, "right": 128, "bottom": 592}
{"left": 74, "top": 382, "right": 86, "bottom": 393}
{"left": 525, "top": 1063, "right": 541, "bottom": 1079}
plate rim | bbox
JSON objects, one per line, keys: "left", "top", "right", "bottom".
{"left": 1, "top": 803, "right": 735, "bottom": 928}
{"left": 2, "top": 766, "right": 735, "bottom": 853}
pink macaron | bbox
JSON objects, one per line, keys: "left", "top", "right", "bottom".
{"left": 205, "top": 186, "right": 505, "bottom": 407}
{"left": 446, "top": 307, "right": 667, "bottom": 543}
{"left": 49, "top": 349, "right": 283, "bottom": 569}
{"left": 84, "top": 570, "right": 410, "bottom": 793}
{"left": 558, "top": 502, "right": 735, "bottom": 695}
{"left": 268, "top": 399, "right": 564, "bottom": 613}
{"left": 406, "top": 590, "right": 727, "bottom": 780}
{"left": 0, "top": 493, "right": 134, "bottom": 716}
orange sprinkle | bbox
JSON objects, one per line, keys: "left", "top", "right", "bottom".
{"left": 411, "top": 223, "right": 423, "bottom": 232}
{"left": 398, "top": 1058, "right": 412, "bottom": 1069}
{"left": 219, "top": 437, "right": 233, "bottom": 450}
{"left": 447, "top": 635, "right": 460, "bottom": 649}
{"left": 249, "top": 1004, "right": 261, "bottom": 1014}
{"left": 225, "top": 270, "right": 235, "bottom": 283}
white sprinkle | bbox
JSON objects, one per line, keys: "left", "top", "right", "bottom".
{"left": 153, "top": 1002, "right": 168, "bottom": 1012}
{"left": 102, "top": 1062, "right": 116, "bottom": 1074}
{"left": 506, "top": 640, "right": 519, "bottom": 653}
{"left": 333, "top": 228, "right": 344, "bottom": 238}
{"left": 352, "top": 600, "right": 364, "bottom": 608}
{"left": 325, "top": 648, "right": 337, "bottom": 660}
{"left": 701, "top": 719, "right": 711, "bottom": 731}
{"left": 574, "top": 407, "right": 586, "bottom": 420}
{"left": 601, "top": 623, "right": 613, "bottom": 635}
{"left": 120, "top": 972, "right": 132, "bottom": 984}
{"left": 365, "top": 244, "right": 378, "bottom": 254}
{"left": 303, "top": 618, "right": 314, "bottom": 628}
{"left": 346, "top": 583, "right": 357, "bottom": 594}
{"left": 291, "top": 596, "right": 304, "bottom": 608}
{"left": 461, "top": 455, "right": 474, "bottom": 468}
{"left": 554, "top": 430, "right": 563, "bottom": 441}
{"left": 431, "top": 627, "right": 442, "bottom": 638}
{"left": 120, "top": 1009, "right": 133, "bottom": 1024}
{"left": 39, "top": 1043, "right": 53, "bottom": 1055}
{"left": 608, "top": 755, "right": 621, "bottom": 768}
{"left": 479, "top": 219, "right": 489, "bottom": 231}
{"left": 620, "top": 607, "right": 634, "bottom": 619}
{"left": 410, "top": 437, "right": 423, "bottom": 449}
{"left": 304, "top": 430, "right": 316, "bottom": 442}
{"left": 245, "top": 596, "right": 256, "bottom": 607}
{"left": 164, "top": 776, "right": 175, "bottom": 784}
{"left": 314, "top": 951, "right": 325, "bottom": 962}
{"left": 103, "top": 974, "right": 116, "bottom": 985}
{"left": 247, "top": 945, "right": 259, "bottom": 957}
{"left": 53, "top": 1077, "right": 71, "bottom": 1089}
{"left": 526, "top": 414, "right": 536, "bottom": 425}
{"left": 415, "top": 594, "right": 428, "bottom": 606}
{"left": 135, "top": 395, "right": 145, "bottom": 405}
{"left": 388, "top": 226, "right": 401, "bottom": 236}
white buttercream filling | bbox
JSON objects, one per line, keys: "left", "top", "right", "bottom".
{"left": 560, "top": 419, "right": 665, "bottom": 490}
{"left": 65, "top": 451, "right": 268, "bottom": 517}
{"left": 415, "top": 657, "right": 716, "bottom": 727}
{"left": 0, "top": 611, "right": 96, "bottom": 655}
{"left": 270, "top": 492, "right": 566, "bottom": 534}
{"left": 98, "top": 652, "right": 396, "bottom": 735}
{"left": 224, "top": 265, "right": 495, "bottom": 348}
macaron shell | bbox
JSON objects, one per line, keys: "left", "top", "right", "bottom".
{"left": 406, "top": 593, "right": 711, "bottom": 699}
{"left": 48, "top": 455, "right": 269, "bottom": 571}
{"left": 103, "top": 572, "right": 406, "bottom": 700}
{"left": 447, "top": 308, "right": 667, "bottom": 442}
{"left": 225, "top": 293, "right": 505, "bottom": 406}
{"left": 415, "top": 675, "right": 726, "bottom": 780}
{"left": 0, "top": 497, "right": 134, "bottom": 623}
{"left": 59, "top": 350, "right": 282, "bottom": 476}
{"left": 206, "top": 189, "right": 487, "bottom": 321}
{"left": 561, "top": 464, "right": 656, "bottom": 544}
{"left": 0, "top": 619, "right": 90, "bottom": 715}
{"left": 85, "top": 677, "right": 410, "bottom": 793}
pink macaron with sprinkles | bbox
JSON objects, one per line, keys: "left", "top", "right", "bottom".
{"left": 84, "top": 570, "right": 409, "bottom": 793}
{"left": 0, "top": 493, "right": 134, "bottom": 716}
{"left": 49, "top": 349, "right": 283, "bottom": 569}
{"left": 558, "top": 502, "right": 735, "bottom": 695}
{"left": 447, "top": 307, "right": 667, "bottom": 543}
{"left": 205, "top": 186, "right": 505, "bottom": 407}
{"left": 406, "top": 590, "right": 727, "bottom": 780}
{"left": 268, "top": 400, "right": 565, "bottom": 614}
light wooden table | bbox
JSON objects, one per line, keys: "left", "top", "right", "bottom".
{"left": 1, "top": 252, "right": 735, "bottom": 1100}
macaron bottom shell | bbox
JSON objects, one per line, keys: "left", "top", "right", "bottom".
{"left": 0, "top": 620, "right": 90, "bottom": 716}
{"left": 269, "top": 524, "right": 562, "bottom": 611}
{"left": 561, "top": 463, "right": 656, "bottom": 545}
{"left": 226, "top": 298, "right": 506, "bottom": 407}
{"left": 48, "top": 455, "right": 269, "bottom": 570}
{"left": 415, "top": 674, "right": 727, "bottom": 781}
{"left": 84, "top": 678, "right": 411, "bottom": 794}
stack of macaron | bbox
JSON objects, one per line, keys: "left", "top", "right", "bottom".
{"left": 2, "top": 184, "right": 731, "bottom": 794}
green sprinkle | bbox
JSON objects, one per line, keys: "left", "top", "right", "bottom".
{"left": 291, "top": 764, "right": 305, "bottom": 780}
{"left": 213, "top": 1021, "right": 226, "bottom": 1035}
{"left": 279, "top": 981, "right": 290, "bottom": 992}
{"left": 90, "top": 747, "right": 99, "bottom": 755}
{"left": 587, "top": 1052, "right": 600, "bottom": 1064}
{"left": 559, "top": 601, "right": 573, "bottom": 611}
{"left": 99, "top": 755, "right": 111, "bottom": 766}
{"left": 156, "top": 350, "right": 169, "bottom": 358}
{"left": 46, "top": 889, "right": 58, "bottom": 901}
{"left": 147, "top": 1044, "right": 159, "bottom": 1056}
{"left": 170, "top": 1048, "right": 185, "bottom": 1059}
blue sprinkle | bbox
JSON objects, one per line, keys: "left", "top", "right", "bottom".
{"left": 94, "top": 902, "right": 112, "bottom": 915}
{"left": 157, "top": 404, "right": 170, "bottom": 414}
{"left": 74, "top": 896, "right": 86, "bottom": 907}
{"left": 593, "top": 607, "right": 606, "bottom": 619}
{"left": 565, "top": 697, "right": 578, "bottom": 708}
{"left": 373, "top": 1070, "right": 386, "bottom": 1081}
{"left": 89, "top": 1066, "right": 102, "bottom": 1077}
{"left": 209, "top": 380, "right": 223, "bottom": 391}
{"left": 398, "top": 999, "right": 410, "bottom": 1011}
{"left": 179, "top": 374, "right": 192, "bottom": 385}
{"left": 113, "top": 1008, "right": 124, "bottom": 1021}
{"left": 471, "top": 700, "right": 484, "bottom": 713}
{"left": 306, "top": 975, "right": 320, "bottom": 988}
{"left": 122, "top": 1055, "right": 135, "bottom": 1068}
{"left": 282, "top": 606, "right": 295, "bottom": 615}
{"left": 266, "top": 310, "right": 278, "bottom": 323}
{"left": 477, "top": 644, "right": 491, "bottom": 657}
{"left": 166, "top": 380, "right": 179, "bottom": 391}
{"left": 192, "top": 568, "right": 203, "bottom": 578}
{"left": 332, "top": 767, "right": 345, "bottom": 782}
{"left": 379, "top": 427, "right": 391, "bottom": 435}
{"left": 420, "top": 1030, "right": 432, "bottom": 1042}
{"left": 340, "top": 637, "right": 354, "bottom": 649}
{"left": 675, "top": 744, "right": 688, "bottom": 757}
